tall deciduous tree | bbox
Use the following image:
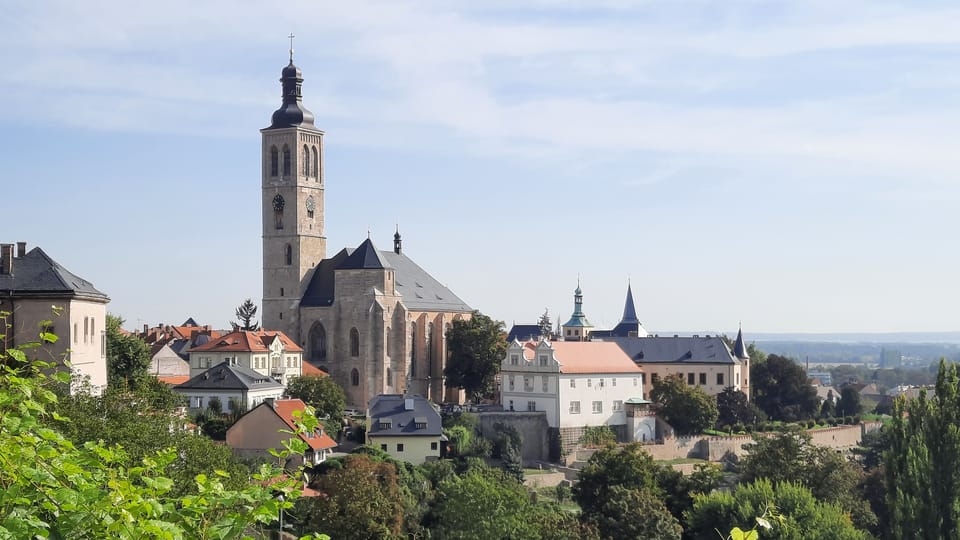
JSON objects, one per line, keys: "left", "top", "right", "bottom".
{"left": 105, "top": 313, "right": 151, "bottom": 386}
{"left": 836, "top": 385, "right": 863, "bottom": 417}
{"left": 649, "top": 374, "right": 719, "bottom": 435}
{"left": 285, "top": 375, "right": 346, "bottom": 435}
{"left": 444, "top": 312, "right": 507, "bottom": 401}
{"left": 885, "top": 359, "right": 960, "bottom": 540}
{"left": 588, "top": 486, "right": 682, "bottom": 540}
{"left": 573, "top": 443, "right": 661, "bottom": 516}
{"left": 751, "top": 354, "right": 819, "bottom": 421}
{"left": 233, "top": 298, "right": 260, "bottom": 331}
{"left": 716, "top": 386, "right": 764, "bottom": 427}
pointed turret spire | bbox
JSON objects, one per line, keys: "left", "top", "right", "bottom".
{"left": 620, "top": 282, "right": 639, "bottom": 324}
{"left": 733, "top": 324, "right": 749, "bottom": 360}
{"left": 394, "top": 225, "right": 402, "bottom": 255}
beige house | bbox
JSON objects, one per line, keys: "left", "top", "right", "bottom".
{"left": 227, "top": 398, "right": 337, "bottom": 468}
{"left": 0, "top": 242, "right": 109, "bottom": 394}
{"left": 257, "top": 57, "right": 473, "bottom": 408}
{"left": 366, "top": 394, "right": 443, "bottom": 465}
{"left": 188, "top": 330, "right": 303, "bottom": 385}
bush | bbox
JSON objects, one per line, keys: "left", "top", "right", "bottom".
{"left": 722, "top": 424, "right": 733, "bottom": 434}
{"left": 580, "top": 425, "right": 617, "bottom": 447}
{"left": 853, "top": 415, "right": 862, "bottom": 424}
{"left": 733, "top": 423, "right": 745, "bottom": 433}
{"left": 744, "top": 424, "right": 754, "bottom": 433}
{"left": 807, "top": 420, "right": 816, "bottom": 429}
{"left": 844, "top": 416, "right": 854, "bottom": 425}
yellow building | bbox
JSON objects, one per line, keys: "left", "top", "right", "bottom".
{"left": 366, "top": 394, "right": 443, "bottom": 465}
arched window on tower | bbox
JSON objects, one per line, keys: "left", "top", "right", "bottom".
{"left": 285, "top": 244, "right": 292, "bottom": 266}
{"left": 351, "top": 368, "right": 359, "bottom": 386}
{"left": 385, "top": 326, "right": 391, "bottom": 357}
{"left": 427, "top": 323, "right": 434, "bottom": 377}
{"left": 302, "top": 144, "right": 310, "bottom": 176}
{"left": 312, "top": 146, "right": 319, "bottom": 178}
{"left": 282, "top": 145, "right": 291, "bottom": 176}
{"left": 350, "top": 328, "right": 360, "bottom": 357}
{"left": 270, "top": 146, "right": 279, "bottom": 176}
{"left": 309, "top": 323, "right": 327, "bottom": 361}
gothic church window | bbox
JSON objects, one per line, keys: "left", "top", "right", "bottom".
{"left": 270, "top": 146, "right": 278, "bottom": 176}
{"left": 285, "top": 244, "right": 292, "bottom": 266}
{"left": 409, "top": 323, "right": 417, "bottom": 377}
{"left": 282, "top": 145, "right": 291, "bottom": 176}
{"left": 302, "top": 145, "right": 310, "bottom": 176}
{"left": 351, "top": 368, "right": 359, "bottom": 386}
{"left": 350, "top": 328, "right": 360, "bottom": 357}
{"left": 310, "top": 323, "right": 327, "bottom": 361}
{"left": 311, "top": 146, "right": 319, "bottom": 178}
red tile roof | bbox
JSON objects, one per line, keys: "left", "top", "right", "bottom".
{"left": 272, "top": 399, "right": 337, "bottom": 451}
{"left": 522, "top": 341, "right": 642, "bottom": 374}
{"left": 189, "top": 330, "right": 304, "bottom": 353}
{"left": 301, "top": 362, "right": 328, "bottom": 377}
{"left": 156, "top": 375, "right": 190, "bottom": 385}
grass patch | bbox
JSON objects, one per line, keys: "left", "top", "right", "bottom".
{"left": 655, "top": 457, "right": 709, "bottom": 466}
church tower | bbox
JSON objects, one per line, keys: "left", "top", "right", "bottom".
{"left": 261, "top": 45, "right": 326, "bottom": 341}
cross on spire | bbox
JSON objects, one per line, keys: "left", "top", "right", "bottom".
{"left": 288, "top": 33, "right": 295, "bottom": 62}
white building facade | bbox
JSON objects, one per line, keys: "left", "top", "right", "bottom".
{"left": 188, "top": 330, "right": 303, "bottom": 385}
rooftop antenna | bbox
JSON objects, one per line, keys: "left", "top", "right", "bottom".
{"left": 288, "top": 33, "right": 295, "bottom": 62}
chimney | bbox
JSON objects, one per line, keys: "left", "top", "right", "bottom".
{"left": 404, "top": 397, "right": 415, "bottom": 411}
{"left": 143, "top": 324, "right": 149, "bottom": 333}
{"left": 0, "top": 244, "right": 12, "bottom": 275}
{"left": 16, "top": 242, "right": 25, "bottom": 257}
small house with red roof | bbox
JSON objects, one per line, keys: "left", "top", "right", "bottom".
{"left": 501, "top": 339, "right": 655, "bottom": 444}
{"left": 226, "top": 398, "right": 337, "bottom": 468}
{"left": 188, "top": 329, "right": 304, "bottom": 385}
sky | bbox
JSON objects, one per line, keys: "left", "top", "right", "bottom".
{"left": 2, "top": 0, "right": 959, "bottom": 334}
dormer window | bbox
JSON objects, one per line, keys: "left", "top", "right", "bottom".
{"left": 414, "top": 417, "right": 427, "bottom": 429}
{"left": 538, "top": 355, "right": 548, "bottom": 366}
{"left": 378, "top": 418, "right": 392, "bottom": 430}
{"left": 510, "top": 354, "right": 519, "bottom": 366}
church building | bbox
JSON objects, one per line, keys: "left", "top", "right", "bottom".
{"left": 259, "top": 50, "right": 472, "bottom": 408}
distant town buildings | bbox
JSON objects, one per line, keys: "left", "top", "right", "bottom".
{"left": 0, "top": 242, "right": 109, "bottom": 394}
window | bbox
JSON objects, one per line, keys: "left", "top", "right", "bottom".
{"left": 587, "top": 379, "right": 592, "bottom": 388}
{"left": 270, "top": 146, "right": 279, "bottom": 176}
{"left": 386, "top": 327, "right": 392, "bottom": 357}
{"left": 282, "top": 145, "right": 291, "bottom": 176}
{"left": 311, "top": 146, "right": 319, "bottom": 177}
{"left": 193, "top": 396, "right": 203, "bottom": 408}
{"left": 310, "top": 322, "right": 327, "bottom": 361}
{"left": 303, "top": 144, "right": 310, "bottom": 176}
{"left": 599, "top": 378, "right": 605, "bottom": 388}
{"left": 508, "top": 400, "right": 514, "bottom": 411}
{"left": 510, "top": 354, "right": 519, "bottom": 366}
{"left": 73, "top": 323, "right": 77, "bottom": 343}
{"left": 612, "top": 378, "right": 617, "bottom": 387}
{"left": 350, "top": 328, "right": 360, "bottom": 356}
{"left": 542, "top": 377, "right": 548, "bottom": 392}
{"left": 569, "top": 401, "right": 581, "bottom": 414}
{"left": 613, "top": 400, "right": 623, "bottom": 411}
{"left": 409, "top": 323, "right": 417, "bottom": 377}
{"left": 717, "top": 373, "right": 725, "bottom": 385}
{"left": 524, "top": 376, "right": 533, "bottom": 392}
{"left": 396, "top": 443, "right": 404, "bottom": 452}
{"left": 651, "top": 373, "right": 659, "bottom": 385}
{"left": 387, "top": 367, "right": 393, "bottom": 387}
{"left": 280, "top": 287, "right": 284, "bottom": 297}
{"left": 83, "top": 317, "right": 88, "bottom": 344}
{"left": 101, "top": 332, "right": 106, "bottom": 357}
{"left": 380, "top": 444, "right": 387, "bottom": 451}
{"left": 285, "top": 244, "right": 292, "bottom": 266}
{"left": 539, "top": 355, "right": 548, "bottom": 366}
{"left": 351, "top": 368, "right": 359, "bottom": 386}
{"left": 508, "top": 375, "right": 515, "bottom": 391}
{"left": 570, "top": 379, "right": 576, "bottom": 388}
{"left": 687, "top": 373, "right": 695, "bottom": 385}
{"left": 566, "top": 329, "right": 571, "bottom": 336}
{"left": 699, "top": 373, "right": 706, "bottom": 385}
{"left": 592, "top": 401, "right": 603, "bottom": 414}
{"left": 430, "top": 441, "right": 438, "bottom": 451}
{"left": 736, "top": 372, "right": 740, "bottom": 385}
{"left": 527, "top": 401, "right": 536, "bottom": 412}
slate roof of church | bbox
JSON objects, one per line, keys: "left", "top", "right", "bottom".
{"left": 174, "top": 361, "right": 284, "bottom": 391}
{"left": 301, "top": 240, "right": 471, "bottom": 313}
{"left": 0, "top": 247, "right": 108, "bottom": 301}
{"left": 601, "top": 335, "right": 739, "bottom": 365}
{"left": 367, "top": 394, "right": 442, "bottom": 438}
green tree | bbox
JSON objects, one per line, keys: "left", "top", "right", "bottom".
{"left": 0, "top": 319, "right": 328, "bottom": 539}
{"left": 739, "top": 429, "right": 876, "bottom": 532}
{"left": 716, "top": 386, "right": 764, "bottom": 427}
{"left": 285, "top": 374, "right": 346, "bottom": 435}
{"left": 685, "top": 479, "right": 868, "bottom": 540}
{"left": 427, "top": 465, "right": 537, "bottom": 540}
{"left": 105, "top": 313, "right": 151, "bottom": 386}
{"left": 836, "top": 385, "right": 863, "bottom": 417}
{"left": 538, "top": 308, "right": 552, "bottom": 338}
{"left": 233, "top": 298, "right": 260, "bottom": 331}
{"left": 444, "top": 312, "right": 507, "bottom": 401}
{"left": 573, "top": 443, "right": 660, "bottom": 516}
{"left": 751, "top": 354, "right": 818, "bottom": 421}
{"left": 587, "top": 486, "right": 682, "bottom": 540}
{"left": 885, "top": 360, "right": 960, "bottom": 540}
{"left": 649, "top": 374, "right": 719, "bottom": 435}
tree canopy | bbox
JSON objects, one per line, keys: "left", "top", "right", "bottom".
{"left": 105, "top": 313, "right": 151, "bottom": 386}
{"left": 716, "top": 386, "right": 764, "bottom": 428}
{"left": 649, "top": 374, "right": 719, "bottom": 435}
{"left": 443, "top": 312, "right": 507, "bottom": 401}
{"left": 285, "top": 375, "right": 346, "bottom": 435}
{"left": 233, "top": 298, "right": 260, "bottom": 331}
{"left": 750, "top": 354, "right": 819, "bottom": 421}
{"left": 836, "top": 385, "right": 863, "bottom": 417}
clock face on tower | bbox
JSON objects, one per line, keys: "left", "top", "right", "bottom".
{"left": 305, "top": 196, "right": 316, "bottom": 212}
{"left": 272, "top": 194, "right": 285, "bottom": 211}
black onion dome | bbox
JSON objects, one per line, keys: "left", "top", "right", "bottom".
{"left": 267, "top": 61, "right": 316, "bottom": 129}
